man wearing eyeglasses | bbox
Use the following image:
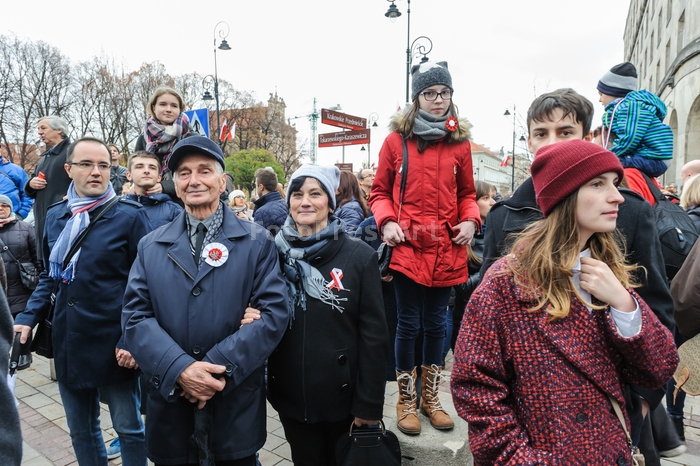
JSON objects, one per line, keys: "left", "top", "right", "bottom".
{"left": 14, "top": 137, "right": 151, "bottom": 465}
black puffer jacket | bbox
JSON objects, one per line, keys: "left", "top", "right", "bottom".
{"left": 0, "top": 219, "right": 40, "bottom": 316}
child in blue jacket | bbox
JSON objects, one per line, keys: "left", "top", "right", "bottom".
{"left": 597, "top": 62, "right": 673, "bottom": 178}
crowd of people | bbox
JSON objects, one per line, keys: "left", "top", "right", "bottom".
{"left": 0, "top": 59, "right": 697, "bottom": 466}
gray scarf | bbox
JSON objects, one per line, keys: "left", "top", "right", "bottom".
{"left": 413, "top": 109, "right": 451, "bottom": 141}
{"left": 275, "top": 216, "right": 347, "bottom": 327}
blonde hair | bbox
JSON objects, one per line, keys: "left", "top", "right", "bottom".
{"left": 146, "top": 86, "right": 184, "bottom": 119}
{"left": 681, "top": 174, "right": 700, "bottom": 210}
{"left": 505, "top": 192, "right": 639, "bottom": 321}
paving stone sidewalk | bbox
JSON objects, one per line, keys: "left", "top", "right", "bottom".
{"left": 14, "top": 354, "right": 700, "bottom": 465}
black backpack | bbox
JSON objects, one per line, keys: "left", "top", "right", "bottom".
{"left": 641, "top": 173, "right": 699, "bottom": 281}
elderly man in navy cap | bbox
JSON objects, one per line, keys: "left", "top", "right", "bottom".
{"left": 122, "top": 136, "right": 289, "bottom": 465}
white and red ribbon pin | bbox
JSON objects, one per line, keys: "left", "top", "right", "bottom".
{"left": 328, "top": 268, "right": 345, "bottom": 291}
{"left": 203, "top": 242, "right": 229, "bottom": 267}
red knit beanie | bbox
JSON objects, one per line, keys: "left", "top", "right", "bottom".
{"left": 531, "top": 140, "right": 624, "bottom": 217}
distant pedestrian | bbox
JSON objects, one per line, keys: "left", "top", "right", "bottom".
{"left": 228, "top": 189, "right": 252, "bottom": 220}
{"left": 0, "top": 194, "right": 41, "bottom": 318}
{"left": 253, "top": 167, "right": 287, "bottom": 235}
{"left": 108, "top": 144, "right": 128, "bottom": 195}
{"left": 334, "top": 170, "right": 367, "bottom": 234}
{"left": 25, "top": 116, "right": 72, "bottom": 260}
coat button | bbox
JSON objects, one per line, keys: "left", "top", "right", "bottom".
{"left": 338, "top": 355, "right": 347, "bottom": 365}
{"left": 576, "top": 413, "right": 588, "bottom": 423}
{"left": 67, "top": 299, "right": 74, "bottom": 306}
{"left": 153, "top": 376, "right": 160, "bottom": 387}
{"left": 616, "top": 457, "right": 627, "bottom": 466}
{"left": 192, "top": 287, "right": 201, "bottom": 296}
{"left": 193, "top": 346, "right": 201, "bottom": 355}
{"left": 225, "top": 364, "right": 233, "bottom": 375}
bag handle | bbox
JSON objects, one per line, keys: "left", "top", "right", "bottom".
{"left": 609, "top": 395, "right": 641, "bottom": 466}
{"left": 0, "top": 237, "right": 23, "bottom": 270}
{"left": 347, "top": 419, "right": 386, "bottom": 436}
{"left": 397, "top": 137, "right": 409, "bottom": 223}
{"left": 44, "top": 195, "right": 121, "bottom": 322}
{"left": 63, "top": 196, "right": 120, "bottom": 269}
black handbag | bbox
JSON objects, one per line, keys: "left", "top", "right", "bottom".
{"left": 335, "top": 420, "right": 401, "bottom": 466}
{"left": 0, "top": 237, "right": 40, "bottom": 290}
{"left": 30, "top": 196, "right": 120, "bottom": 359}
{"left": 377, "top": 137, "right": 409, "bottom": 278}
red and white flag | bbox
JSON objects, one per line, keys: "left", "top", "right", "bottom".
{"left": 228, "top": 122, "right": 236, "bottom": 141}
{"left": 500, "top": 153, "right": 510, "bottom": 167}
{"left": 219, "top": 119, "right": 228, "bottom": 142}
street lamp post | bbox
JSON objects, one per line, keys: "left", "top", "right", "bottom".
{"left": 202, "top": 21, "right": 231, "bottom": 146}
{"left": 504, "top": 107, "right": 517, "bottom": 192}
{"left": 385, "top": 0, "right": 433, "bottom": 105}
{"left": 367, "top": 112, "right": 379, "bottom": 167}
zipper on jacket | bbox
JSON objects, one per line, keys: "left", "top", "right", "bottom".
{"left": 302, "top": 313, "right": 308, "bottom": 422}
{"left": 167, "top": 253, "right": 195, "bottom": 281}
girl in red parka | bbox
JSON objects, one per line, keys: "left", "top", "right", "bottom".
{"left": 451, "top": 140, "right": 678, "bottom": 465}
{"left": 370, "top": 61, "right": 481, "bottom": 435}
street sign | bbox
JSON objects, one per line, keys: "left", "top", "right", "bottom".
{"left": 318, "top": 129, "right": 371, "bottom": 148}
{"left": 335, "top": 163, "right": 353, "bottom": 172}
{"left": 321, "top": 109, "right": 367, "bottom": 131}
{"left": 184, "top": 109, "right": 209, "bottom": 137}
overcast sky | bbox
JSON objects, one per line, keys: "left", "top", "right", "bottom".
{"left": 4, "top": 0, "right": 631, "bottom": 169}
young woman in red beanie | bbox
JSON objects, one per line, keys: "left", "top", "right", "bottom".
{"left": 450, "top": 139, "right": 678, "bottom": 464}
{"left": 370, "top": 61, "right": 480, "bottom": 435}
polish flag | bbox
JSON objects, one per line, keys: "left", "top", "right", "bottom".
{"left": 228, "top": 122, "right": 236, "bottom": 141}
{"left": 500, "top": 153, "right": 510, "bottom": 167}
{"left": 219, "top": 119, "right": 228, "bottom": 142}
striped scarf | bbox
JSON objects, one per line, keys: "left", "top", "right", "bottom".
{"left": 144, "top": 112, "right": 190, "bottom": 175}
{"left": 48, "top": 182, "right": 116, "bottom": 283}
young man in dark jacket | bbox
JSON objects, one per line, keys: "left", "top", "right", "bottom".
{"left": 124, "top": 152, "right": 182, "bottom": 229}
{"left": 479, "top": 88, "right": 676, "bottom": 451}
{"left": 253, "top": 167, "right": 288, "bottom": 235}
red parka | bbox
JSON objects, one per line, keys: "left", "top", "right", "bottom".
{"left": 370, "top": 115, "right": 481, "bottom": 287}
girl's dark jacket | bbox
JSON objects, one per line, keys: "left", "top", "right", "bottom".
{"left": 267, "top": 231, "right": 389, "bottom": 423}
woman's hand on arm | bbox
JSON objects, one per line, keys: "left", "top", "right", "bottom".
{"left": 240, "top": 306, "right": 261, "bottom": 327}
{"left": 579, "top": 257, "right": 636, "bottom": 312}
{"left": 382, "top": 221, "right": 405, "bottom": 247}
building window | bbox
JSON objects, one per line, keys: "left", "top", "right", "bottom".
{"left": 657, "top": 13, "right": 662, "bottom": 46}
{"left": 666, "top": 39, "right": 671, "bottom": 72}
{"left": 657, "top": 61, "right": 662, "bottom": 91}
{"left": 667, "top": 0, "right": 672, "bottom": 25}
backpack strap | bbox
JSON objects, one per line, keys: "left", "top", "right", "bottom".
{"left": 639, "top": 171, "right": 666, "bottom": 202}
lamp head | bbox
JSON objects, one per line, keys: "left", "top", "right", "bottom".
{"left": 385, "top": 1, "right": 401, "bottom": 21}
{"left": 218, "top": 39, "right": 232, "bottom": 51}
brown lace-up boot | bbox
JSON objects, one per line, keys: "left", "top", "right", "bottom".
{"left": 420, "top": 364, "right": 454, "bottom": 430}
{"left": 395, "top": 368, "right": 421, "bottom": 435}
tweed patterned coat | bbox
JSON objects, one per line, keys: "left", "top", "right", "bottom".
{"left": 451, "top": 257, "right": 678, "bottom": 466}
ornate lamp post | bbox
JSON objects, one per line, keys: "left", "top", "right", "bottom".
{"left": 202, "top": 21, "right": 231, "bottom": 146}
{"left": 385, "top": 0, "right": 433, "bottom": 104}
{"left": 366, "top": 112, "right": 379, "bottom": 167}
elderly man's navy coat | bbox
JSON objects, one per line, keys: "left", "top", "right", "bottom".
{"left": 122, "top": 205, "right": 288, "bottom": 464}
{"left": 15, "top": 198, "right": 151, "bottom": 388}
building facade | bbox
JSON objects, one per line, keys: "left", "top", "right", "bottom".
{"left": 624, "top": 0, "right": 700, "bottom": 184}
